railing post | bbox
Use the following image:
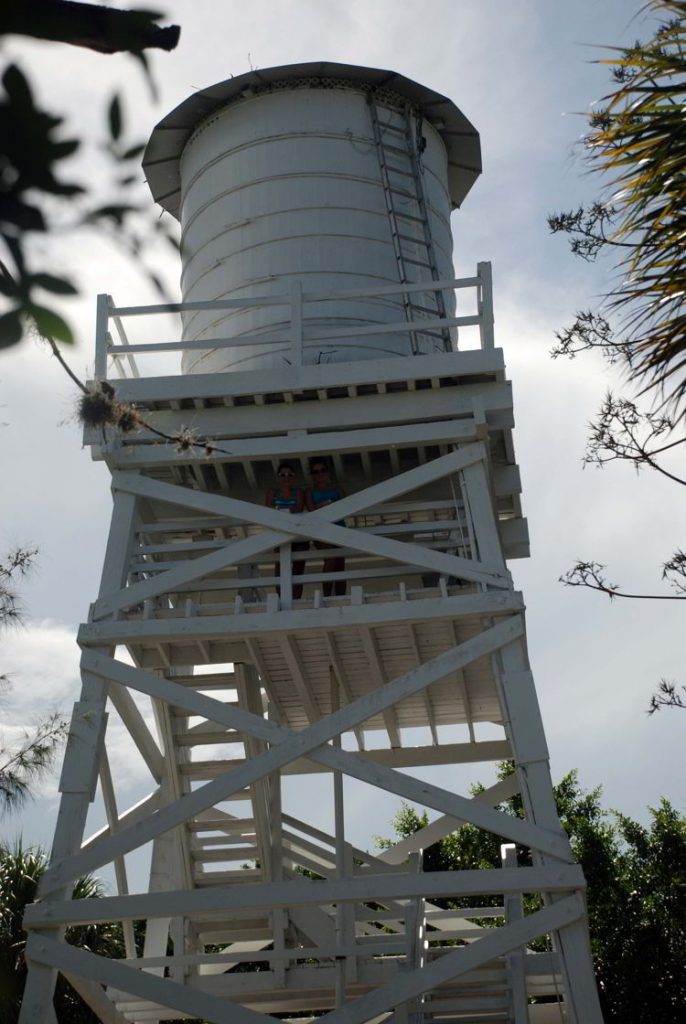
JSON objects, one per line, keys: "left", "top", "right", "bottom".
{"left": 94, "top": 293, "right": 111, "bottom": 379}
{"left": 289, "top": 280, "right": 303, "bottom": 367}
{"left": 477, "top": 261, "right": 494, "bottom": 350}
{"left": 279, "top": 543, "right": 293, "bottom": 610}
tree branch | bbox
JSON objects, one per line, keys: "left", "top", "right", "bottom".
{"left": 1, "top": 1, "right": 180, "bottom": 54}
{"left": 560, "top": 560, "right": 686, "bottom": 601}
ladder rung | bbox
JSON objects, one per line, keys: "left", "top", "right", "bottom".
{"left": 376, "top": 120, "right": 406, "bottom": 134}
{"left": 396, "top": 232, "right": 429, "bottom": 245}
{"left": 380, "top": 142, "right": 412, "bottom": 157}
{"left": 403, "top": 256, "right": 434, "bottom": 268}
{"left": 385, "top": 163, "right": 413, "bottom": 178}
{"left": 395, "top": 211, "right": 426, "bottom": 225}
{"left": 410, "top": 303, "right": 443, "bottom": 315}
{"left": 387, "top": 186, "right": 418, "bottom": 201}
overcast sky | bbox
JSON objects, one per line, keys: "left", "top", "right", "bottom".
{"left": 1, "top": 0, "right": 683, "bottom": 877}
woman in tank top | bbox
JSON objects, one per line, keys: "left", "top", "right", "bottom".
{"left": 305, "top": 460, "right": 346, "bottom": 597}
{"left": 265, "top": 461, "right": 306, "bottom": 599}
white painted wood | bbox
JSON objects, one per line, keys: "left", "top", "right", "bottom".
{"left": 63, "top": 972, "right": 130, "bottom": 1024}
{"left": 98, "top": 751, "right": 137, "bottom": 959}
{"left": 89, "top": 384, "right": 513, "bottom": 451}
{"left": 94, "top": 293, "right": 110, "bottom": 379}
{"left": 106, "top": 685, "right": 164, "bottom": 781}
{"left": 46, "top": 623, "right": 571, "bottom": 899}
{"left": 20, "top": 491, "right": 141, "bottom": 1024}
{"left": 26, "top": 866, "right": 586, "bottom": 928}
{"left": 92, "top": 348, "right": 506, "bottom": 405}
{"left": 104, "top": 417, "right": 480, "bottom": 469}
{"left": 81, "top": 590, "right": 524, "bottom": 645}
{"left": 26, "top": 933, "right": 274, "bottom": 1024}
{"left": 29, "top": 245, "right": 599, "bottom": 1023}
{"left": 378, "top": 772, "right": 519, "bottom": 865}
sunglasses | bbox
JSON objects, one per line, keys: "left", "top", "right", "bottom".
{"left": 278, "top": 471, "right": 295, "bottom": 479}
{"left": 311, "top": 467, "right": 328, "bottom": 474}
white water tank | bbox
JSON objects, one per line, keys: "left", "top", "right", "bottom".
{"left": 144, "top": 63, "right": 481, "bottom": 374}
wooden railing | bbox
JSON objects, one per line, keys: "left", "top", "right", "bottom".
{"left": 94, "top": 262, "right": 495, "bottom": 379}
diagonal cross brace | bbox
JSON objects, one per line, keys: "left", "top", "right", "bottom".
{"left": 26, "top": 934, "right": 274, "bottom": 1024}
{"left": 41, "top": 617, "right": 568, "bottom": 894}
{"left": 93, "top": 445, "right": 509, "bottom": 618}
{"left": 318, "top": 893, "right": 585, "bottom": 1024}
{"left": 26, "top": 896, "right": 585, "bottom": 1024}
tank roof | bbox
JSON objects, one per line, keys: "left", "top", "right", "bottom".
{"left": 143, "top": 61, "right": 481, "bottom": 219}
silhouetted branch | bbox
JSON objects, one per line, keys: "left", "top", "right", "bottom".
{"left": 1, "top": 1, "right": 180, "bottom": 54}
{"left": 584, "top": 393, "right": 686, "bottom": 484}
{"left": 560, "top": 559, "right": 686, "bottom": 601}
{"left": 648, "top": 679, "right": 686, "bottom": 714}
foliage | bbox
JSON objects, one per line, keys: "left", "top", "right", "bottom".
{"left": 0, "top": 549, "right": 69, "bottom": 816}
{"left": 0, "top": 2, "right": 180, "bottom": 350}
{"left": 549, "top": 0, "right": 686, "bottom": 413}
{"left": 549, "top": 1, "right": 685, "bottom": 710}
{"left": 378, "top": 765, "right": 686, "bottom": 1023}
{"left": 0, "top": 840, "right": 124, "bottom": 1024}
{"left": 648, "top": 678, "right": 686, "bottom": 712}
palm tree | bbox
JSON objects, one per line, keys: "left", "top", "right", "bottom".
{"left": 549, "top": 0, "right": 686, "bottom": 415}
{"left": 0, "top": 841, "right": 124, "bottom": 1024}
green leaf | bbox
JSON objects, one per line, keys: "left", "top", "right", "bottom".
{"left": 121, "top": 143, "right": 145, "bottom": 161}
{"left": 0, "top": 309, "right": 23, "bottom": 348}
{"left": 2, "top": 65, "right": 34, "bottom": 115}
{"left": 0, "top": 198, "right": 46, "bottom": 232}
{"left": 84, "top": 203, "right": 140, "bottom": 225}
{"left": 28, "top": 305, "right": 74, "bottom": 344}
{"left": 31, "top": 273, "right": 78, "bottom": 295}
{"left": 108, "top": 94, "right": 122, "bottom": 142}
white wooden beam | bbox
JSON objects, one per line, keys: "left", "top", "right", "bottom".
{"left": 96, "top": 349, "right": 506, "bottom": 406}
{"left": 91, "top": 446, "right": 508, "bottom": 617}
{"left": 107, "top": 685, "right": 164, "bottom": 781}
{"left": 26, "top": 867, "right": 586, "bottom": 928}
{"left": 317, "top": 896, "right": 585, "bottom": 1024}
{"left": 104, "top": 419, "right": 478, "bottom": 469}
{"left": 42, "top": 619, "right": 567, "bottom": 893}
{"left": 377, "top": 773, "right": 519, "bottom": 865}
{"left": 81, "top": 590, "right": 524, "bottom": 646}
{"left": 26, "top": 933, "right": 274, "bottom": 1024}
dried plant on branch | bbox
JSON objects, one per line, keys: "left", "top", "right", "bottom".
{"left": 584, "top": 393, "right": 685, "bottom": 482}
{"left": 648, "top": 679, "right": 686, "bottom": 712}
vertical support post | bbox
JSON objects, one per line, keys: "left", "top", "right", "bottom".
{"left": 290, "top": 280, "right": 303, "bottom": 367}
{"left": 331, "top": 670, "right": 346, "bottom": 1008}
{"left": 502, "top": 843, "right": 529, "bottom": 1023}
{"left": 94, "top": 293, "right": 111, "bottom": 379}
{"left": 268, "top": 732, "right": 287, "bottom": 989}
{"left": 279, "top": 543, "right": 293, "bottom": 610}
{"left": 496, "top": 640, "right": 604, "bottom": 1024}
{"left": 98, "top": 750, "right": 137, "bottom": 959}
{"left": 20, "top": 489, "right": 139, "bottom": 1024}
{"left": 477, "top": 261, "right": 494, "bottom": 350}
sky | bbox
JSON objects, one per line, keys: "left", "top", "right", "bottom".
{"left": 1, "top": 0, "right": 683, "bottom": 880}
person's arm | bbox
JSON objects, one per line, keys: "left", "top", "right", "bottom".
{"left": 265, "top": 488, "right": 276, "bottom": 508}
{"left": 294, "top": 488, "right": 305, "bottom": 513}
{"left": 304, "top": 488, "right": 315, "bottom": 511}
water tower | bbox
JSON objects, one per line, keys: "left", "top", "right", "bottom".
{"left": 21, "top": 63, "right": 603, "bottom": 1024}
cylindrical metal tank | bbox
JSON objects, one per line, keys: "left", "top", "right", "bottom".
{"left": 144, "top": 63, "right": 481, "bottom": 374}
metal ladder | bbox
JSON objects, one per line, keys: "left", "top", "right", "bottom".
{"left": 367, "top": 93, "right": 451, "bottom": 352}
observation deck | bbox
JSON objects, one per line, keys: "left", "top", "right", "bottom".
{"left": 84, "top": 267, "right": 527, "bottom": 759}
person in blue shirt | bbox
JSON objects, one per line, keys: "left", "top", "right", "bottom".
{"left": 265, "top": 461, "right": 306, "bottom": 599}
{"left": 305, "top": 460, "right": 346, "bottom": 597}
